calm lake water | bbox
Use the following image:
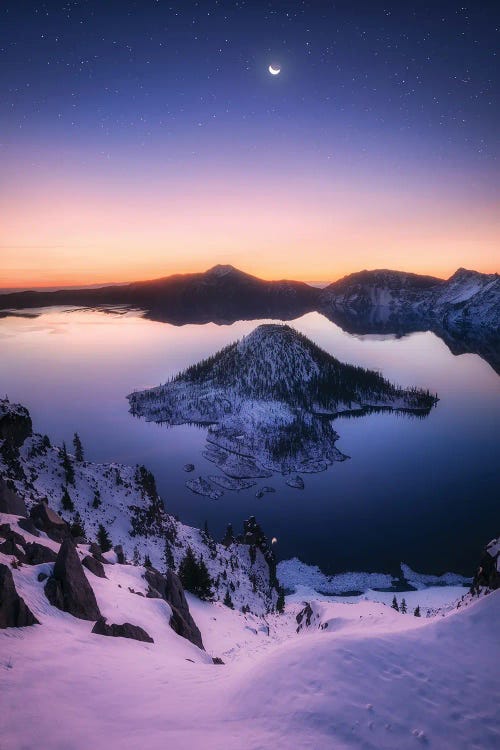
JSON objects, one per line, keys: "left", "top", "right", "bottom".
{"left": 1, "top": 307, "right": 498, "bottom": 576}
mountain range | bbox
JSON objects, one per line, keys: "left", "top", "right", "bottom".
{"left": 0, "top": 263, "right": 498, "bottom": 369}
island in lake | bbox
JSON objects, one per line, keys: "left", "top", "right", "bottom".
{"left": 128, "top": 324, "right": 437, "bottom": 498}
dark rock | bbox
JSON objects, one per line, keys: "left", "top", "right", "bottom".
{"left": 37, "top": 572, "right": 48, "bottom": 582}
{"left": 44, "top": 538, "right": 101, "bottom": 620}
{"left": 114, "top": 544, "right": 126, "bottom": 564}
{"left": 212, "top": 656, "right": 225, "bottom": 665}
{"left": 0, "top": 402, "right": 32, "bottom": 447}
{"left": 0, "top": 479, "right": 27, "bottom": 516}
{"left": 82, "top": 555, "right": 106, "bottom": 579}
{"left": 25, "top": 542, "right": 57, "bottom": 565}
{"left": 183, "top": 463, "right": 195, "bottom": 472}
{"left": 0, "top": 563, "right": 39, "bottom": 627}
{"left": 30, "top": 502, "right": 70, "bottom": 542}
{"left": 0, "top": 523, "right": 27, "bottom": 562}
{"left": 296, "top": 602, "right": 314, "bottom": 632}
{"left": 92, "top": 616, "right": 153, "bottom": 643}
{"left": 17, "top": 518, "right": 40, "bottom": 537}
{"left": 144, "top": 567, "right": 204, "bottom": 649}
{"left": 88, "top": 542, "right": 107, "bottom": 563}
{"left": 472, "top": 537, "right": 499, "bottom": 593}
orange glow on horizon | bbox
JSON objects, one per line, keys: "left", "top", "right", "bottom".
{"left": 1, "top": 168, "right": 498, "bottom": 290}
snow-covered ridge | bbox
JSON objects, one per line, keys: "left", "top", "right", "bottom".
{"left": 321, "top": 267, "right": 500, "bottom": 329}
{"left": 128, "top": 324, "right": 436, "bottom": 494}
{"left": 0, "top": 399, "right": 279, "bottom": 615}
{"left": 278, "top": 557, "right": 472, "bottom": 596}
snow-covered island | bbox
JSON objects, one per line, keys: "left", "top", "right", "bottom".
{"left": 128, "top": 324, "right": 437, "bottom": 494}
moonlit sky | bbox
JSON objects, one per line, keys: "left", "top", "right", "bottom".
{"left": 1, "top": 1, "right": 498, "bottom": 288}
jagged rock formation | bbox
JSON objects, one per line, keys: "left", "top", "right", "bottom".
{"left": 30, "top": 502, "right": 70, "bottom": 542}
{"left": 0, "top": 563, "right": 39, "bottom": 628}
{"left": 128, "top": 323, "right": 436, "bottom": 483}
{"left": 145, "top": 567, "right": 204, "bottom": 649}
{"left": 472, "top": 537, "right": 499, "bottom": 593}
{"left": 82, "top": 555, "right": 106, "bottom": 578}
{"left": 0, "top": 479, "right": 27, "bottom": 516}
{"left": 44, "top": 538, "right": 101, "bottom": 620}
{"left": 0, "top": 401, "right": 32, "bottom": 447}
{"left": 92, "top": 616, "right": 154, "bottom": 643}
{"left": 0, "top": 399, "right": 280, "bottom": 614}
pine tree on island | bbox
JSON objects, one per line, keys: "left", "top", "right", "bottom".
{"left": 414, "top": 605, "right": 421, "bottom": 617}
{"left": 391, "top": 595, "right": 399, "bottom": 612}
{"left": 400, "top": 598, "right": 407, "bottom": 614}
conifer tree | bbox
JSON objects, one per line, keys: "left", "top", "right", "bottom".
{"left": 92, "top": 489, "right": 101, "bottom": 509}
{"left": 144, "top": 554, "right": 152, "bottom": 568}
{"left": 132, "top": 546, "right": 140, "bottom": 566}
{"left": 61, "top": 442, "right": 75, "bottom": 485}
{"left": 97, "top": 523, "right": 112, "bottom": 553}
{"left": 276, "top": 586, "right": 286, "bottom": 614}
{"left": 178, "top": 547, "right": 213, "bottom": 600}
{"left": 163, "top": 539, "right": 174, "bottom": 571}
{"left": 70, "top": 511, "right": 85, "bottom": 539}
{"left": 223, "top": 590, "right": 234, "bottom": 609}
{"left": 222, "top": 523, "right": 234, "bottom": 547}
{"left": 61, "top": 485, "right": 74, "bottom": 512}
{"left": 391, "top": 595, "right": 399, "bottom": 612}
{"left": 73, "top": 432, "right": 84, "bottom": 462}
{"left": 414, "top": 605, "right": 421, "bottom": 617}
{"left": 400, "top": 597, "right": 407, "bottom": 614}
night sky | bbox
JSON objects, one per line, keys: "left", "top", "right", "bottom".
{"left": 1, "top": 1, "right": 498, "bottom": 287}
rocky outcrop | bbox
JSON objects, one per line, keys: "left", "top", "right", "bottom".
{"left": 30, "top": 501, "right": 70, "bottom": 542}
{"left": 82, "top": 555, "right": 106, "bottom": 578}
{"left": 0, "top": 563, "right": 39, "bottom": 628}
{"left": 114, "top": 545, "right": 126, "bottom": 564}
{"left": 24, "top": 542, "right": 57, "bottom": 565}
{"left": 44, "top": 538, "right": 101, "bottom": 620}
{"left": 0, "top": 400, "right": 32, "bottom": 447}
{"left": 92, "top": 616, "right": 153, "bottom": 643}
{"left": 0, "top": 479, "right": 27, "bottom": 516}
{"left": 144, "top": 567, "right": 204, "bottom": 649}
{"left": 296, "top": 602, "right": 315, "bottom": 632}
{"left": 17, "top": 518, "right": 40, "bottom": 537}
{"left": 472, "top": 537, "right": 500, "bottom": 593}
{"left": 0, "top": 523, "right": 28, "bottom": 562}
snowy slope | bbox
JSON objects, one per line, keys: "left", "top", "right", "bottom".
{"left": 1, "top": 533, "right": 498, "bottom": 750}
{"left": 0, "top": 399, "right": 279, "bottom": 614}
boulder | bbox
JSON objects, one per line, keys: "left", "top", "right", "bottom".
{"left": 25, "top": 542, "right": 57, "bottom": 565}
{"left": 472, "top": 537, "right": 500, "bottom": 592}
{"left": 0, "top": 563, "right": 39, "bottom": 628}
{"left": 88, "top": 542, "right": 107, "bottom": 563}
{"left": 114, "top": 544, "right": 126, "bottom": 564}
{"left": 144, "top": 567, "right": 204, "bottom": 649}
{"left": 82, "top": 555, "right": 106, "bottom": 579}
{"left": 30, "top": 502, "right": 70, "bottom": 542}
{"left": 0, "top": 523, "right": 27, "bottom": 562}
{"left": 44, "top": 538, "right": 101, "bottom": 620}
{"left": 17, "top": 518, "right": 40, "bottom": 537}
{"left": 0, "top": 480, "right": 27, "bottom": 516}
{"left": 92, "top": 616, "right": 153, "bottom": 643}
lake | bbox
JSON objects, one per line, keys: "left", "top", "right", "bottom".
{"left": 1, "top": 306, "right": 498, "bottom": 577}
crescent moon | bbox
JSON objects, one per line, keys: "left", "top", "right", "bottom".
{"left": 269, "top": 65, "right": 281, "bottom": 76}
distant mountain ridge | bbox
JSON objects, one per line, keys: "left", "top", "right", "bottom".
{"left": 0, "top": 264, "right": 498, "bottom": 369}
